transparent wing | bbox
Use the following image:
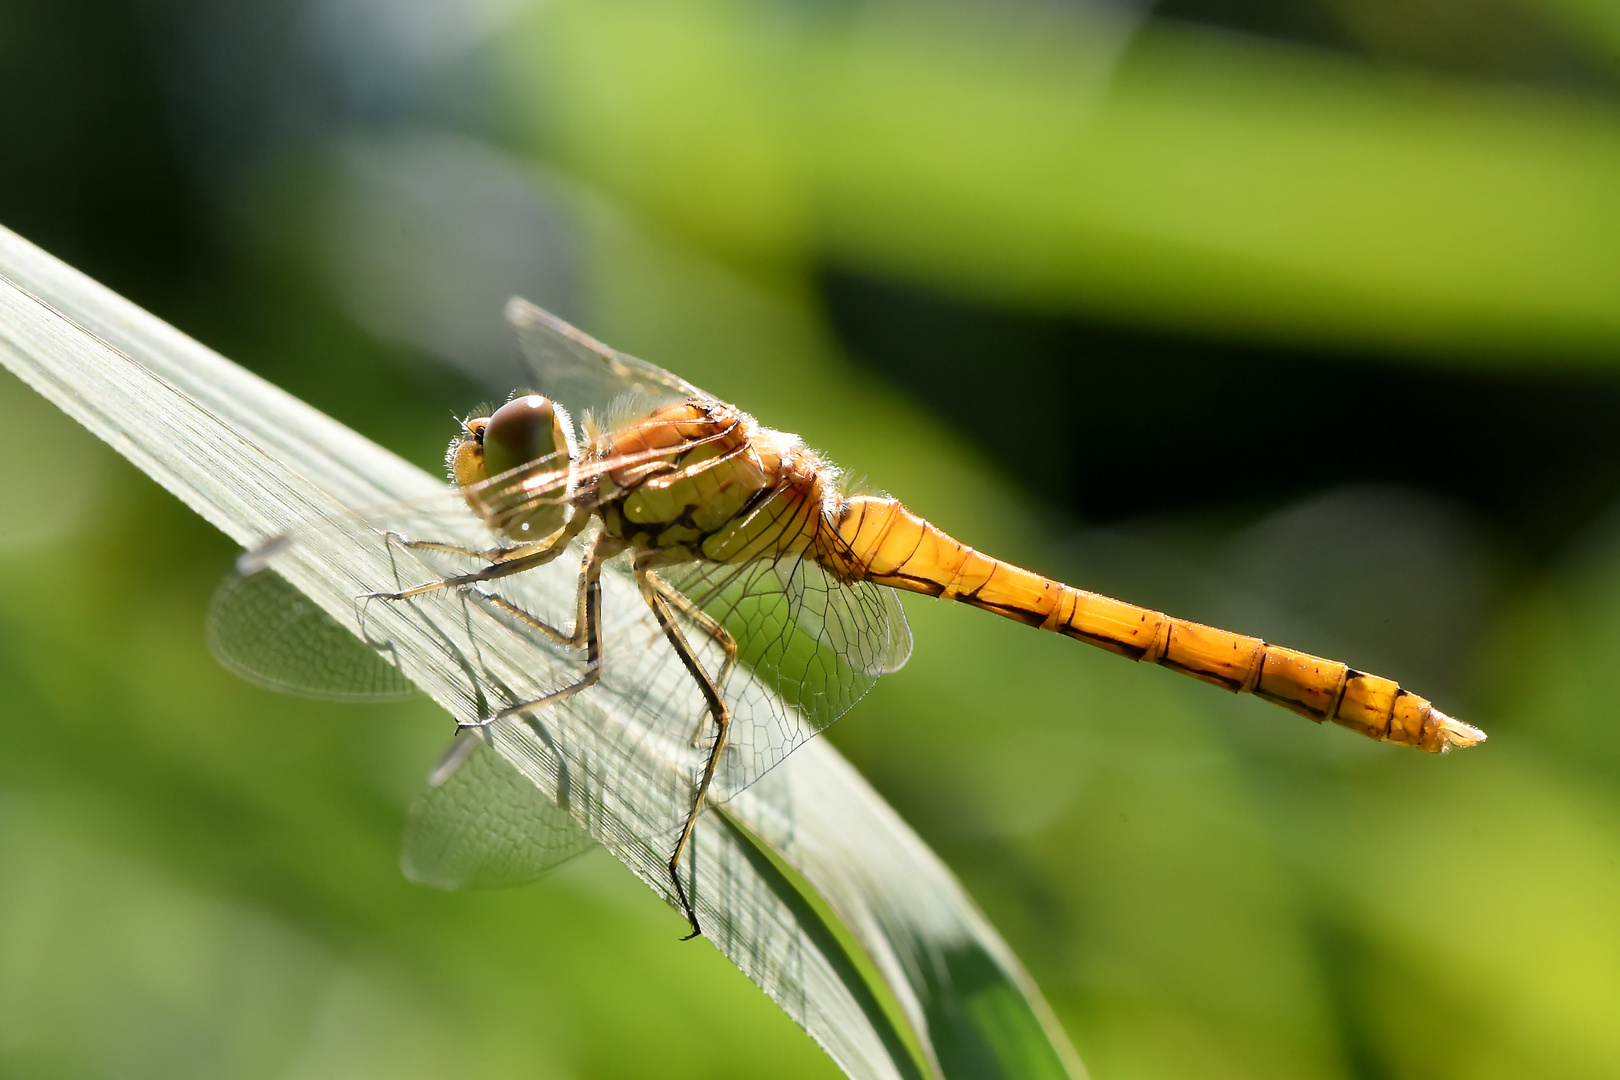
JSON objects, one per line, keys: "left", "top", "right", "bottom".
{"left": 606, "top": 549, "right": 913, "bottom": 805}
{"left": 209, "top": 457, "right": 911, "bottom": 844}
{"left": 210, "top": 498, "right": 603, "bottom": 890}
{"left": 204, "top": 434, "right": 694, "bottom": 705}
{"left": 207, "top": 564, "right": 418, "bottom": 701}
{"left": 401, "top": 731, "right": 597, "bottom": 890}
{"left": 207, "top": 472, "right": 585, "bottom": 703}
{"left": 506, "top": 297, "right": 707, "bottom": 436}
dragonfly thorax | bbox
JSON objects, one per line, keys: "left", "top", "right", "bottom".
{"left": 595, "top": 400, "right": 832, "bottom": 567}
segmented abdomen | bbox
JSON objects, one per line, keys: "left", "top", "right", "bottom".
{"left": 822, "top": 495, "right": 1484, "bottom": 754}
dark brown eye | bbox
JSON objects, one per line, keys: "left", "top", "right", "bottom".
{"left": 482, "top": 395, "right": 565, "bottom": 477}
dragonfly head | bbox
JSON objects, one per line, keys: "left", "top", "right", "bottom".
{"left": 447, "top": 394, "right": 578, "bottom": 539}
{"left": 448, "top": 394, "right": 576, "bottom": 484}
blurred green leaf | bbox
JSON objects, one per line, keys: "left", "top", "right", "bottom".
{"left": 504, "top": 0, "right": 1620, "bottom": 363}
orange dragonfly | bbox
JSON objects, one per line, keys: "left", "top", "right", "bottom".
{"left": 211, "top": 298, "right": 1485, "bottom": 939}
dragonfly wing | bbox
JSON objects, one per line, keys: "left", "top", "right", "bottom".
{"left": 874, "top": 584, "right": 913, "bottom": 675}
{"left": 208, "top": 477, "right": 585, "bottom": 703}
{"left": 207, "top": 563, "right": 418, "bottom": 701}
{"left": 607, "top": 550, "right": 912, "bottom": 804}
{"left": 401, "top": 731, "right": 598, "bottom": 890}
{"left": 211, "top": 498, "right": 603, "bottom": 887}
{"left": 506, "top": 298, "right": 706, "bottom": 436}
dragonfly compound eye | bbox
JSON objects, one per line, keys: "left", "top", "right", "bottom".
{"left": 484, "top": 395, "right": 569, "bottom": 478}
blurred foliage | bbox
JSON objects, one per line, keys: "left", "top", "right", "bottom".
{"left": 512, "top": 0, "right": 1620, "bottom": 360}
{"left": 3, "top": 0, "right": 1620, "bottom": 1078}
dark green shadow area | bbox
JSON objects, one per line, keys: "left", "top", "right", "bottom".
{"left": 914, "top": 940, "right": 1073, "bottom": 1080}
{"left": 715, "top": 811, "right": 931, "bottom": 1080}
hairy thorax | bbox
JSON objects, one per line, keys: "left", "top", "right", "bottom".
{"left": 591, "top": 400, "right": 835, "bottom": 567}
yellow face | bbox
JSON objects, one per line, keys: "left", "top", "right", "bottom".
{"left": 447, "top": 416, "right": 491, "bottom": 489}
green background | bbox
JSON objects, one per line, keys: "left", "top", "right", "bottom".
{"left": 3, "top": 1, "right": 1620, "bottom": 1077}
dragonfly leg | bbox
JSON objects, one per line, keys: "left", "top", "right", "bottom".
{"left": 475, "top": 529, "right": 623, "bottom": 648}
{"left": 468, "top": 533, "right": 622, "bottom": 727}
{"left": 636, "top": 567, "right": 738, "bottom": 747}
{"left": 476, "top": 591, "right": 579, "bottom": 649}
{"left": 637, "top": 568, "right": 731, "bottom": 941}
{"left": 427, "top": 728, "right": 482, "bottom": 786}
{"left": 369, "top": 533, "right": 574, "bottom": 602}
{"left": 381, "top": 530, "right": 536, "bottom": 564}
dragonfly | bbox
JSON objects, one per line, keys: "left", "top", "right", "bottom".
{"left": 210, "top": 297, "right": 1486, "bottom": 939}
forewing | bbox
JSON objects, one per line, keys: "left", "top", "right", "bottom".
{"left": 206, "top": 473, "right": 581, "bottom": 703}
{"left": 212, "top": 494, "right": 611, "bottom": 884}
{"left": 207, "top": 563, "right": 418, "bottom": 701}
{"left": 401, "top": 731, "right": 597, "bottom": 890}
{"left": 506, "top": 297, "right": 706, "bottom": 434}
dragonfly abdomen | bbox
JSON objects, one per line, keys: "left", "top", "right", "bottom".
{"left": 826, "top": 495, "right": 1484, "bottom": 754}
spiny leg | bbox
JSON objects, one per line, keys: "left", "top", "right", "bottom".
{"left": 477, "top": 592, "right": 575, "bottom": 649}
{"left": 468, "top": 533, "right": 623, "bottom": 728}
{"left": 475, "top": 543, "right": 603, "bottom": 650}
{"left": 382, "top": 530, "right": 548, "bottom": 565}
{"left": 637, "top": 568, "right": 731, "bottom": 940}
{"left": 374, "top": 523, "right": 588, "bottom": 641}
{"left": 370, "top": 530, "right": 576, "bottom": 602}
{"left": 636, "top": 566, "right": 738, "bottom": 747}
